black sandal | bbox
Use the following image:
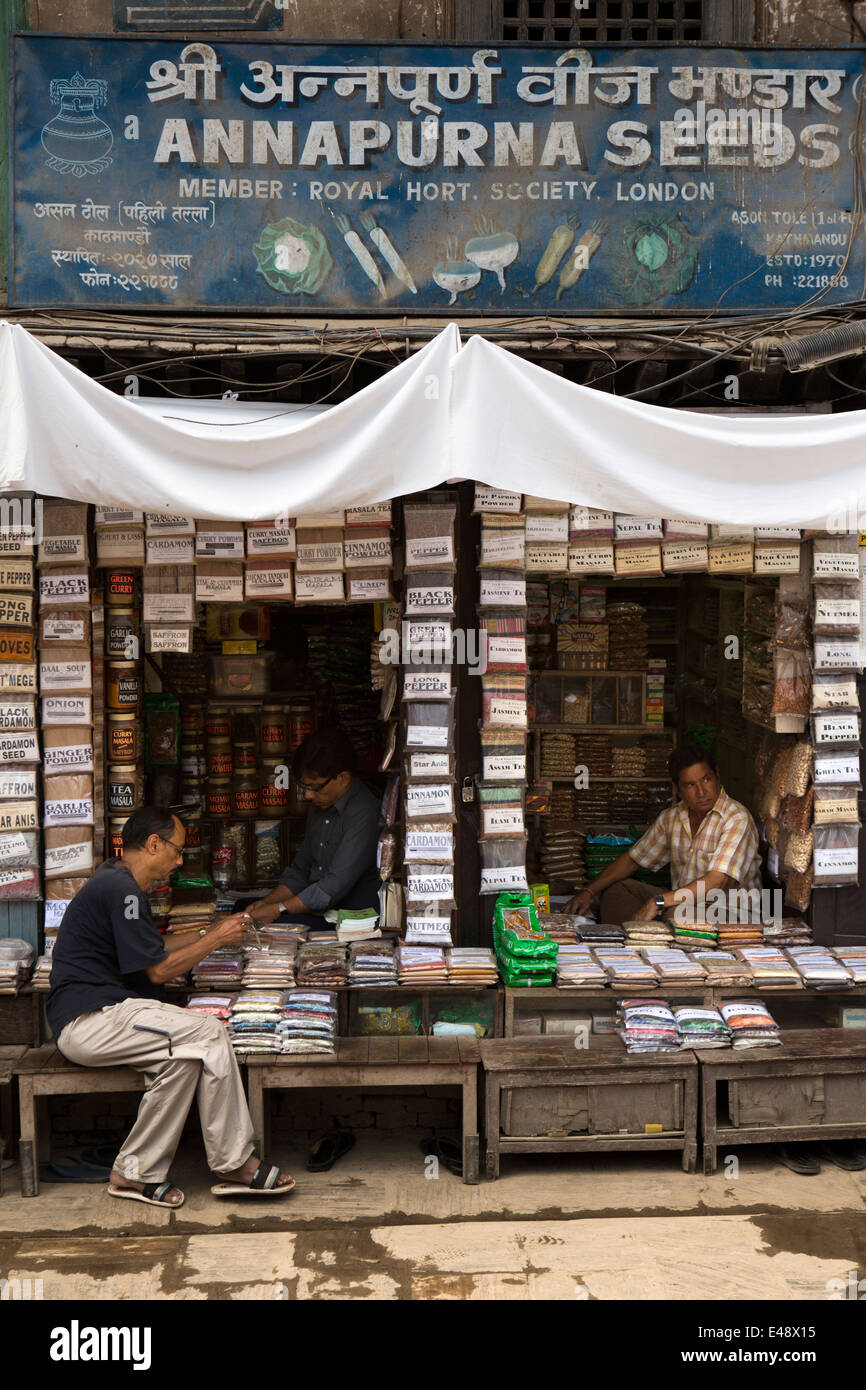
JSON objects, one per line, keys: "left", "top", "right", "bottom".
{"left": 307, "top": 1129, "right": 355, "bottom": 1172}
{"left": 419, "top": 1136, "right": 463, "bottom": 1177}
{"left": 819, "top": 1143, "right": 866, "bottom": 1171}
{"left": 774, "top": 1144, "right": 821, "bottom": 1176}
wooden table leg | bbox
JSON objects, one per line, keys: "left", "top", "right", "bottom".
{"left": 247, "top": 1069, "right": 265, "bottom": 1155}
{"left": 703, "top": 1071, "right": 718, "bottom": 1176}
{"left": 484, "top": 1074, "right": 500, "bottom": 1181}
{"left": 682, "top": 1068, "right": 698, "bottom": 1173}
{"left": 461, "top": 1064, "right": 480, "bottom": 1185}
{"left": 18, "top": 1076, "right": 37, "bottom": 1197}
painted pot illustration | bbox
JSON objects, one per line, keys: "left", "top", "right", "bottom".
{"left": 41, "top": 73, "right": 113, "bottom": 177}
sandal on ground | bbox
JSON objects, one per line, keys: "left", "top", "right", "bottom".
{"left": 818, "top": 1142, "right": 866, "bottom": 1171}
{"left": 419, "top": 1136, "right": 463, "bottom": 1177}
{"left": 211, "top": 1162, "right": 295, "bottom": 1197}
{"left": 80, "top": 1144, "right": 120, "bottom": 1170}
{"left": 307, "top": 1128, "right": 355, "bottom": 1172}
{"left": 39, "top": 1158, "right": 113, "bottom": 1184}
{"left": 774, "top": 1144, "right": 821, "bottom": 1176}
{"left": 107, "top": 1180, "right": 184, "bottom": 1208}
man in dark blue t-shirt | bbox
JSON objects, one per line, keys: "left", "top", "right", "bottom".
{"left": 48, "top": 806, "right": 294, "bottom": 1208}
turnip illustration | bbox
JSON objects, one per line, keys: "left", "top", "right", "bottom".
{"left": 464, "top": 218, "right": 520, "bottom": 292}
{"left": 432, "top": 237, "right": 482, "bottom": 305}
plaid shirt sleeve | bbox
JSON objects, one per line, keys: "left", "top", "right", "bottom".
{"left": 709, "top": 807, "right": 759, "bottom": 885}
{"left": 629, "top": 810, "right": 673, "bottom": 871}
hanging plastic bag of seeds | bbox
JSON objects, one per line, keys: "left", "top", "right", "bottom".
{"left": 405, "top": 863, "right": 456, "bottom": 912}
{"left": 813, "top": 823, "right": 859, "bottom": 886}
{"left": 479, "top": 838, "right": 530, "bottom": 894}
{"left": 403, "top": 504, "right": 456, "bottom": 572}
{"left": 764, "top": 817, "right": 781, "bottom": 849}
{"left": 404, "top": 697, "right": 455, "bottom": 750}
{"left": 784, "top": 865, "right": 813, "bottom": 912}
{"left": 773, "top": 596, "right": 810, "bottom": 651}
{"left": 813, "top": 637, "right": 862, "bottom": 670}
{"left": 403, "top": 822, "right": 454, "bottom": 863}
{"left": 780, "top": 786, "right": 814, "bottom": 836}
{"left": 403, "top": 748, "right": 455, "bottom": 782}
{"left": 771, "top": 650, "right": 811, "bottom": 716}
{"left": 785, "top": 741, "right": 813, "bottom": 798}
{"left": 783, "top": 829, "right": 813, "bottom": 873}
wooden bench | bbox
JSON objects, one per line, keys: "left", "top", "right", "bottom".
{"left": 244, "top": 1035, "right": 482, "bottom": 1184}
{"left": 15, "top": 1047, "right": 144, "bottom": 1196}
{"left": 699, "top": 1028, "right": 866, "bottom": 1174}
{"left": 0, "top": 1045, "right": 28, "bottom": 1196}
{"left": 480, "top": 1037, "right": 699, "bottom": 1179}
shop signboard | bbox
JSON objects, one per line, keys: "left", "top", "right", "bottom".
{"left": 10, "top": 36, "right": 864, "bottom": 313}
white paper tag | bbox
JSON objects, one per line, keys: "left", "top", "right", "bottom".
{"left": 813, "top": 713, "right": 860, "bottom": 744}
{"left": 488, "top": 698, "right": 527, "bottom": 727}
{"left": 482, "top": 807, "right": 525, "bottom": 835}
{"left": 42, "top": 618, "right": 86, "bottom": 642}
{"left": 346, "top": 503, "right": 392, "bottom": 527}
{"left": 815, "top": 640, "right": 862, "bottom": 670}
{"left": 815, "top": 598, "right": 861, "bottom": 627}
{"left": 0, "top": 868, "right": 33, "bottom": 887}
{"left": 44, "top": 900, "right": 69, "bottom": 930}
{"left": 405, "top": 783, "right": 454, "bottom": 816}
{"left": 44, "top": 799, "right": 94, "bottom": 827}
{"left": 481, "top": 532, "right": 525, "bottom": 565}
{"left": 195, "top": 530, "right": 245, "bottom": 559}
{"left": 0, "top": 769, "right": 36, "bottom": 799}
{"left": 405, "top": 535, "right": 455, "bottom": 567}
{"left": 409, "top": 752, "right": 450, "bottom": 777}
{"left": 245, "top": 524, "right": 296, "bottom": 556}
{"left": 0, "top": 832, "right": 32, "bottom": 865}
{"left": 245, "top": 567, "right": 294, "bottom": 600}
{"left": 0, "top": 595, "right": 33, "bottom": 629}
{"left": 568, "top": 544, "right": 615, "bottom": 573}
{"left": 402, "top": 670, "right": 452, "bottom": 698}
{"left": 0, "top": 732, "right": 39, "bottom": 762}
{"left": 0, "top": 664, "right": 37, "bottom": 692}
{"left": 146, "top": 537, "right": 195, "bottom": 565}
{"left": 486, "top": 637, "right": 526, "bottom": 666}
{"left": 814, "top": 755, "right": 861, "bottom": 784}
{"left": 663, "top": 518, "right": 708, "bottom": 538}
{"left": 404, "top": 584, "right": 455, "bottom": 614}
{"left": 525, "top": 515, "right": 569, "bottom": 543}
{"left": 0, "top": 528, "right": 35, "bottom": 558}
{"left": 813, "top": 677, "right": 858, "bottom": 708}
{"left": 39, "top": 573, "right": 89, "bottom": 606}
{"left": 407, "top": 872, "right": 455, "bottom": 899}
{"left": 0, "top": 801, "right": 37, "bottom": 831}
{"left": 95, "top": 507, "right": 143, "bottom": 526}
{"left": 479, "top": 578, "right": 526, "bottom": 608}
{"left": 147, "top": 627, "right": 192, "bottom": 653}
{"left": 525, "top": 543, "right": 569, "bottom": 572}
{"left": 614, "top": 515, "right": 663, "bottom": 541}
{"left": 570, "top": 507, "right": 613, "bottom": 534}
{"left": 45, "top": 840, "right": 93, "bottom": 876}
{"left": 348, "top": 576, "right": 390, "bottom": 601}
{"left": 755, "top": 525, "right": 800, "bottom": 540}
{"left": 295, "top": 541, "right": 344, "bottom": 571}
{"left": 294, "top": 573, "right": 344, "bottom": 602}
{"left": 42, "top": 695, "right": 91, "bottom": 725}
{"left": 480, "top": 866, "right": 529, "bottom": 893}
{"left": 754, "top": 544, "right": 801, "bottom": 574}
{"left": 814, "top": 551, "right": 859, "bottom": 579}
{"left": 43, "top": 742, "right": 94, "bottom": 773}
{"left": 406, "top": 621, "right": 452, "bottom": 652}
{"left": 0, "top": 699, "right": 35, "bottom": 731}
{"left": 344, "top": 536, "right": 392, "bottom": 568}
{"left": 145, "top": 513, "right": 195, "bottom": 536}
{"left": 195, "top": 573, "right": 244, "bottom": 602}
{"left": 39, "top": 661, "right": 92, "bottom": 692}
{"left": 406, "top": 724, "right": 449, "bottom": 748}
{"left": 0, "top": 560, "right": 34, "bottom": 591}
{"left": 405, "top": 917, "right": 453, "bottom": 942}
{"left": 142, "top": 593, "right": 195, "bottom": 624}
{"left": 404, "top": 829, "right": 454, "bottom": 861}
{"left": 39, "top": 535, "right": 87, "bottom": 563}
{"left": 475, "top": 486, "right": 522, "bottom": 513}
{"left": 482, "top": 754, "right": 527, "bottom": 780}
{"left": 814, "top": 846, "right": 858, "bottom": 876}
{"left": 662, "top": 540, "right": 709, "bottom": 570}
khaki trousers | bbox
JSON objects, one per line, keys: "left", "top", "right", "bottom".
{"left": 599, "top": 878, "right": 657, "bottom": 927}
{"left": 58, "top": 997, "right": 255, "bottom": 1184}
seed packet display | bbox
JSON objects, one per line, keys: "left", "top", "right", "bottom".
{"left": 472, "top": 485, "right": 522, "bottom": 515}
{"left": 404, "top": 698, "right": 455, "bottom": 749}
{"left": 37, "top": 502, "right": 88, "bottom": 567}
{"left": 404, "top": 573, "right": 456, "bottom": 616}
{"left": 403, "top": 822, "right": 455, "bottom": 862}
{"left": 813, "top": 535, "right": 860, "bottom": 581}
{"left": 814, "top": 752, "right": 861, "bottom": 786}
{"left": 479, "top": 837, "right": 529, "bottom": 894}
{"left": 404, "top": 782, "right": 455, "bottom": 820}
{"left": 813, "top": 582, "right": 861, "bottom": 635}
{"left": 403, "top": 504, "right": 456, "bottom": 571}
{"left": 814, "top": 638, "right": 861, "bottom": 670}
{"left": 477, "top": 571, "right": 526, "bottom": 611}
{"left": 813, "top": 785, "right": 861, "bottom": 825}
{"left": 405, "top": 864, "right": 456, "bottom": 910}
{"left": 811, "top": 712, "right": 861, "bottom": 748}
{"left": 813, "top": 823, "right": 859, "bottom": 886}
{"left": 403, "top": 749, "right": 454, "bottom": 782}
{"left": 38, "top": 568, "right": 89, "bottom": 607}
{"left": 43, "top": 774, "right": 94, "bottom": 827}
{"left": 402, "top": 666, "right": 452, "bottom": 700}
{"left": 812, "top": 673, "right": 859, "bottom": 712}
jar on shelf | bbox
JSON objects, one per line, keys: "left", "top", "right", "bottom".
{"left": 234, "top": 742, "right": 257, "bottom": 773}
{"left": 107, "top": 712, "right": 142, "bottom": 762}
{"left": 106, "top": 570, "right": 138, "bottom": 607}
{"left": 206, "top": 739, "right": 233, "bottom": 778}
{"left": 107, "top": 764, "right": 144, "bottom": 814}
{"left": 205, "top": 705, "right": 231, "bottom": 740}
{"left": 211, "top": 828, "right": 236, "bottom": 892}
{"left": 105, "top": 608, "right": 139, "bottom": 660}
{"left": 260, "top": 759, "right": 290, "bottom": 816}
{"left": 233, "top": 705, "right": 258, "bottom": 745}
{"left": 106, "top": 660, "right": 141, "bottom": 713}
{"left": 233, "top": 772, "right": 260, "bottom": 818}
{"left": 149, "top": 881, "right": 172, "bottom": 923}
{"left": 289, "top": 701, "right": 313, "bottom": 751}
{"left": 259, "top": 704, "right": 288, "bottom": 757}
{"left": 181, "top": 742, "right": 207, "bottom": 780}
{"left": 108, "top": 815, "right": 129, "bottom": 858}
{"left": 206, "top": 778, "right": 232, "bottom": 820}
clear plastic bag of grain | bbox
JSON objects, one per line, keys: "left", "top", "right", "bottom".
{"left": 785, "top": 741, "right": 813, "bottom": 798}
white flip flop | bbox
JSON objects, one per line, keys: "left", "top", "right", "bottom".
{"left": 107, "top": 1180, "right": 184, "bottom": 1208}
{"left": 211, "top": 1162, "right": 295, "bottom": 1197}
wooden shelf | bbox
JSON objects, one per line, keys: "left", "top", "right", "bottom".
{"left": 540, "top": 776, "right": 672, "bottom": 783}
{"left": 531, "top": 723, "right": 672, "bottom": 734}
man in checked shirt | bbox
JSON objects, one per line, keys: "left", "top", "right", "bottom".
{"left": 566, "top": 744, "right": 761, "bottom": 927}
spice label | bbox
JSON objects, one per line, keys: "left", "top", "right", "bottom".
{"left": 0, "top": 699, "right": 35, "bottom": 731}
{"left": 0, "top": 801, "right": 37, "bottom": 830}
{"left": 142, "top": 594, "right": 195, "bottom": 624}
{"left": 0, "top": 528, "right": 34, "bottom": 557}
{"left": 814, "top": 755, "right": 861, "bottom": 783}
{"left": 570, "top": 507, "right": 613, "bottom": 534}
{"left": 815, "top": 598, "right": 861, "bottom": 627}
{"left": 245, "top": 524, "right": 296, "bottom": 556}
{"left": 712, "top": 524, "right": 754, "bottom": 540}
{"left": 39, "top": 661, "right": 91, "bottom": 692}
{"left": 344, "top": 536, "right": 392, "bottom": 568}
{"left": 407, "top": 872, "right": 454, "bottom": 899}
{"left": 480, "top": 866, "right": 529, "bottom": 893}
{"left": 489, "top": 698, "right": 528, "bottom": 727}
{"left": 44, "top": 900, "right": 68, "bottom": 930}
{"left": 0, "top": 733, "right": 38, "bottom": 762}
{"left": 0, "top": 630, "right": 35, "bottom": 662}
{"left": 487, "top": 637, "right": 526, "bottom": 666}
{"left": 96, "top": 530, "right": 145, "bottom": 563}
{"left": 409, "top": 752, "right": 450, "bottom": 777}
{"left": 526, "top": 544, "right": 569, "bottom": 571}
{"left": 406, "top": 724, "right": 449, "bottom": 748}
{"left": 406, "top": 621, "right": 452, "bottom": 652}
{"left": 0, "top": 868, "right": 33, "bottom": 888}
{"left": 404, "top": 830, "right": 453, "bottom": 860}
{"left": 0, "top": 833, "right": 32, "bottom": 865}
{"left": 402, "top": 670, "right": 452, "bottom": 699}
{"left": 43, "top": 618, "right": 86, "bottom": 643}
{"left": 42, "top": 695, "right": 91, "bottom": 725}
{"left": 0, "top": 770, "right": 36, "bottom": 799}
{"left": 345, "top": 503, "right": 392, "bottom": 526}
{"left": 813, "top": 678, "right": 858, "bottom": 708}
{"left": 480, "top": 532, "right": 524, "bottom": 565}
{"left": 195, "top": 573, "right": 244, "bottom": 602}
{"left": 525, "top": 515, "right": 569, "bottom": 543}
{"left": 405, "top": 584, "right": 455, "bottom": 613}
{"left": 482, "top": 754, "right": 527, "bottom": 780}
{"left": 0, "top": 594, "right": 34, "bottom": 626}
{"left": 145, "top": 513, "right": 195, "bottom": 536}
{"left": 348, "top": 577, "right": 390, "bottom": 601}
{"left": 44, "top": 799, "right": 93, "bottom": 826}
{"left": 568, "top": 544, "right": 615, "bottom": 573}
{"left": 663, "top": 518, "right": 708, "bottom": 538}
{"left": 478, "top": 578, "right": 525, "bottom": 608}
{"left": 614, "top": 515, "right": 663, "bottom": 541}
{"left": 294, "top": 573, "right": 344, "bottom": 602}
{"left": 295, "top": 541, "right": 344, "bottom": 571}
{"left": 662, "top": 541, "right": 709, "bottom": 570}
{"left": 245, "top": 566, "right": 294, "bottom": 599}
{"left": 405, "top": 535, "right": 455, "bottom": 566}
{"left": 814, "top": 551, "right": 860, "bottom": 579}
{"left": 474, "top": 486, "right": 522, "bottom": 513}
{"left": 195, "top": 530, "right": 245, "bottom": 560}
{"left": 813, "top": 713, "right": 860, "bottom": 743}
{"left": 755, "top": 525, "right": 801, "bottom": 540}
{"left": 814, "top": 846, "right": 859, "bottom": 876}
{"left": 814, "top": 640, "right": 861, "bottom": 669}
{"left": 147, "top": 627, "right": 192, "bottom": 653}
{"left": 708, "top": 542, "right": 754, "bottom": 572}
{"left": 45, "top": 840, "right": 93, "bottom": 876}
{"left": 39, "top": 574, "right": 88, "bottom": 606}
{"left": 147, "top": 537, "right": 195, "bottom": 565}
{"left": 482, "top": 808, "right": 525, "bottom": 835}
{"left": 405, "top": 917, "right": 452, "bottom": 941}
{"left": 95, "top": 507, "right": 143, "bottom": 526}
{"left": 38, "top": 535, "right": 87, "bottom": 563}
{"left": 615, "top": 543, "right": 662, "bottom": 576}
{"left": 814, "top": 796, "right": 859, "bottom": 823}
{"left": 43, "top": 743, "right": 94, "bottom": 773}
{"left": 0, "top": 664, "right": 36, "bottom": 692}
{"left": 0, "top": 560, "right": 34, "bottom": 591}
{"left": 405, "top": 783, "right": 454, "bottom": 816}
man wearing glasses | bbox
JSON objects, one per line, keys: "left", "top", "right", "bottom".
{"left": 243, "top": 728, "right": 380, "bottom": 929}
{"left": 47, "top": 806, "right": 294, "bottom": 1207}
